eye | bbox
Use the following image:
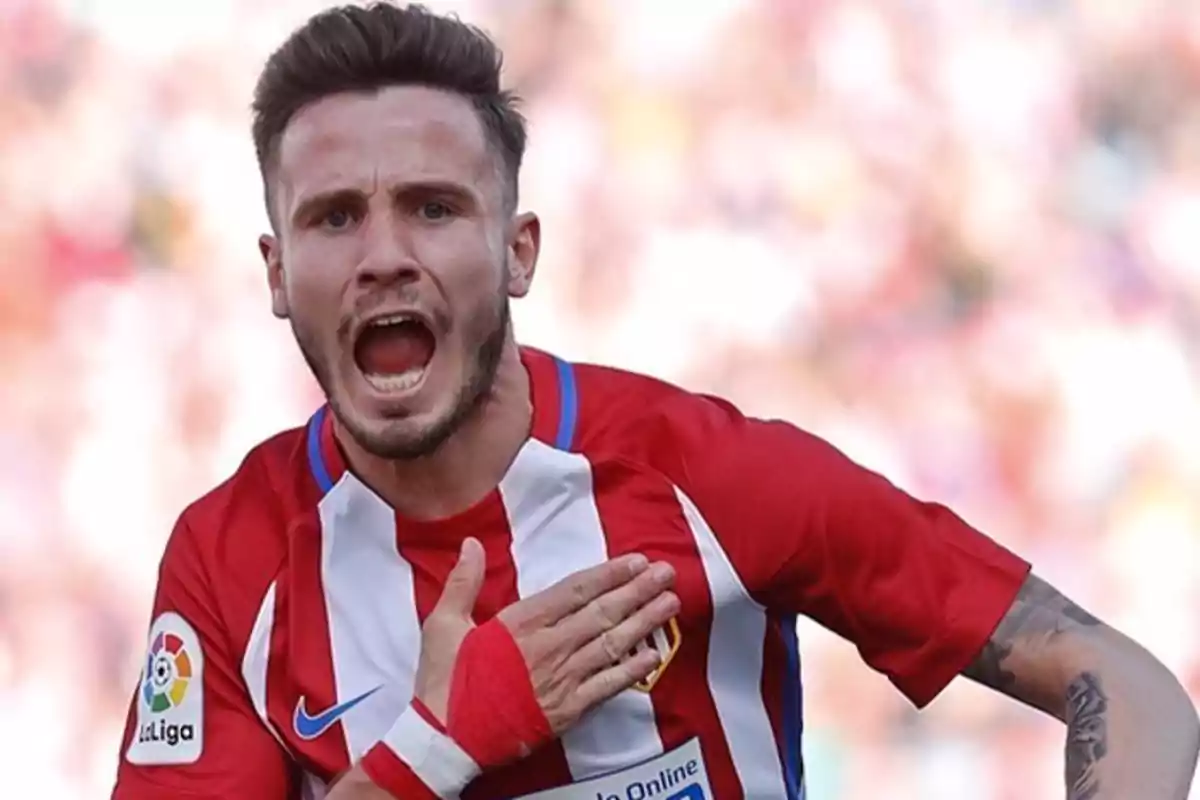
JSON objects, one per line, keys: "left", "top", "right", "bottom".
{"left": 321, "top": 209, "right": 355, "bottom": 230}
{"left": 418, "top": 201, "right": 454, "bottom": 221}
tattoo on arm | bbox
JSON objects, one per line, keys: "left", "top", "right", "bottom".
{"left": 961, "top": 574, "right": 1101, "bottom": 698}
{"left": 1064, "top": 672, "right": 1108, "bottom": 800}
{"left": 962, "top": 638, "right": 1016, "bottom": 693}
{"left": 961, "top": 575, "right": 1111, "bottom": 798}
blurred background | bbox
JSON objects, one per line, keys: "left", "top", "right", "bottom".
{"left": 2, "top": 0, "right": 1199, "bottom": 796}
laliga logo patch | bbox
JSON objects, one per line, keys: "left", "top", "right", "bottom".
{"left": 126, "top": 612, "right": 204, "bottom": 765}
{"left": 632, "top": 618, "right": 681, "bottom": 692}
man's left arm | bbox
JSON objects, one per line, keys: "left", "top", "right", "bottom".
{"left": 962, "top": 573, "right": 1199, "bottom": 799}
{"left": 650, "top": 395, "right": 1199, "bottom": 800}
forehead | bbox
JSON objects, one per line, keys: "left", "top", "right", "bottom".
{"left": 274, "top": 86, "right": 498, "bottom": 211}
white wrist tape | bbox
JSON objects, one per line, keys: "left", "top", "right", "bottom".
{"left": 382, "top": 704, "right": 481, "bottom": 798}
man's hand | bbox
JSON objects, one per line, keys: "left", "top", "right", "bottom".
{"left": 416, "top": 537, "right": 679, "bottom": 735}
{"left": 333, "top": 539, "right": 680, "bottom": 799}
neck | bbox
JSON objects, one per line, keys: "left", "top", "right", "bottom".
{"left": 334, "top": 341, "right": 532, "bottom": 519}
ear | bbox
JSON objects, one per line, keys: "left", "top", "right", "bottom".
{"left": 259, "top": 234, "right": 289, "bottom": 319}
{"left": 505, "top": 212, "right": 540, "bottom": 299}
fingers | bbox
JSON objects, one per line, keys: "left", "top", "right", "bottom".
{"left": 430, "top": 537, "right": 486, "bottom": 620}
{"left": 501, "top": 553, "right": 651, "bottom": 629}
{"left": 566, "top": 648, "right": 664, "bottom": 721}
{"left": 557, "top": 561, "right": 676, "bottom": 649}
{"left": 562, "top": 590, "right": 680, "bottom": 678}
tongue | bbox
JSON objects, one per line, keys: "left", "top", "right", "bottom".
{"left": 357, "top": 324, "right": 434, "bottom": 375}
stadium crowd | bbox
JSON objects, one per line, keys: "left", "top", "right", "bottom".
{"left": 1, "top": 0, "right": 1198, "bottom": 796}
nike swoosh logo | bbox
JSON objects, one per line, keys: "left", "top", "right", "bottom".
{"left": 293, "top": 686, "right": 382, "bottom": 740}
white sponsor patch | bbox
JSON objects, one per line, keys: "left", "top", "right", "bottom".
{"left": 125, "top": 612, "right": 204, "bottom": 765}
{"left": 518, "top": 738, "right": 712, "bottom": 800}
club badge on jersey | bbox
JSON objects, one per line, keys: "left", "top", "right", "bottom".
{"left": 632, "top": 619, "right": 682, "bottom": 693}
{"left": 125, "top": 612, "right": 205, "bottom": 765}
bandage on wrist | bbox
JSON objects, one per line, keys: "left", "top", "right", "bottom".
{"left": 361, "top": 702, "right": 480, "bottom": 799}
{"left": 447, "top": 618, "right": 553, "bottom": 766}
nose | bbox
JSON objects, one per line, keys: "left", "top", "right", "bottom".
{"left": 355, "top": 212, "right": 421, "bottom": 287}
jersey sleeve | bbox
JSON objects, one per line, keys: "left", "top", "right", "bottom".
{"left": 112, "top": 513, "right": 294, "bottom": 799}
{"left": 654, "top": 394, "right": 1032, "bottom": 708}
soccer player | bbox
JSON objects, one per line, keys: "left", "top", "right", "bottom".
{"left": 111, "top": 4, "right": 1199, "bottom": 799}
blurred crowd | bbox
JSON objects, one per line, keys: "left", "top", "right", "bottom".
{"left": 2, "top": 0, "right": 1199, "bottom": 796}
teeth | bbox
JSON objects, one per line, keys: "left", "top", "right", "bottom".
{"left": 369, "top": 313, "right": 419, "bottom": 329}
{"left": 364, "top": 366, "right": 426, "bottom": 393}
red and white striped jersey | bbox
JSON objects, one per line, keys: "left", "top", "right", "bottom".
{"left": 112, "top": 348, "right": 1030, "bottom": 800}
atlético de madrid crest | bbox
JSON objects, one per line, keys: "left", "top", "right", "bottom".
{"left": 632, "top": 618, "right": 682, "bottom": 692}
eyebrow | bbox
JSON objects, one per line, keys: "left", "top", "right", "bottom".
{"left": 289, "top": 188, "right": 361, "bottom": 228}
{"left": 289, "top": 180, "right": 479, "bottom": 228}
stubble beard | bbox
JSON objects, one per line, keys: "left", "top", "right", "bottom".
{"left": 294, "top": 291, "right": 510, "bottom": 462}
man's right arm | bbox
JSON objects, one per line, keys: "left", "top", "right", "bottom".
{"left": 112, "top": 514, "right": 294, "bottom": 799}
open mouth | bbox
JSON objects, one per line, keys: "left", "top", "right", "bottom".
{"left": 353, "top": 313, "right": 437, "bottom": 394}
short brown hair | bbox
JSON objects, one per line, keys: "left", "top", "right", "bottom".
{"left": 251, "top": 2, "right": 526, "bottom": 216}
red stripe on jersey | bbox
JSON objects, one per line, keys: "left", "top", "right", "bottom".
{"left": 395, "top": 495, "right": 518, "bottom": 625}
{"left": 269, "top": 514, "right": 349, "bottom": 780}
{"left": 589, "top": 459, "right": 745, "bottom": 800}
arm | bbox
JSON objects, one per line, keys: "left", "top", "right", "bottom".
{"left": 962, "top": 574, "right": 1200, "bottom": 800}
{"left": 112, "top": 515, "right": 293, "bottom": 799}
{"left": 646, "top": 394, "right": 1198, "bottom": 796}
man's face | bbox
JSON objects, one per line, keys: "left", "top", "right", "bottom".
{"left": 260, "top": 86, "right": 537, "bottom": 459}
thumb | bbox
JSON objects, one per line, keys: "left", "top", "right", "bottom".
{"left": 433, "top": 537, "right": 485, "bottom": 619}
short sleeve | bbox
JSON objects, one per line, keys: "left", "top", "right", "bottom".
{"left": 653, "top": 395, "right": 1031, "bottom": 708}
{"left": 111, "top": 514, "right": 294, "bottom": 799}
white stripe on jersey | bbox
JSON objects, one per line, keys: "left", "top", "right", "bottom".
{"left": 501, "top": 439, "right": 664, "bottom": 780}
{"left": 675, "top": 487, "right": 790, "bottom": 798}
{"left": 319, "top": 475, "right": 421, "bottom": 760}
{"left": 242, "top": 581, "right": 289, "bottom": 751}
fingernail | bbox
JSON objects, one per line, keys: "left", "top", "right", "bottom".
{"left": 651, "top": 563, "right": 674, "bottom": 582}
{"left": 628, "top": 554, "right": 649, "bottom": 574}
